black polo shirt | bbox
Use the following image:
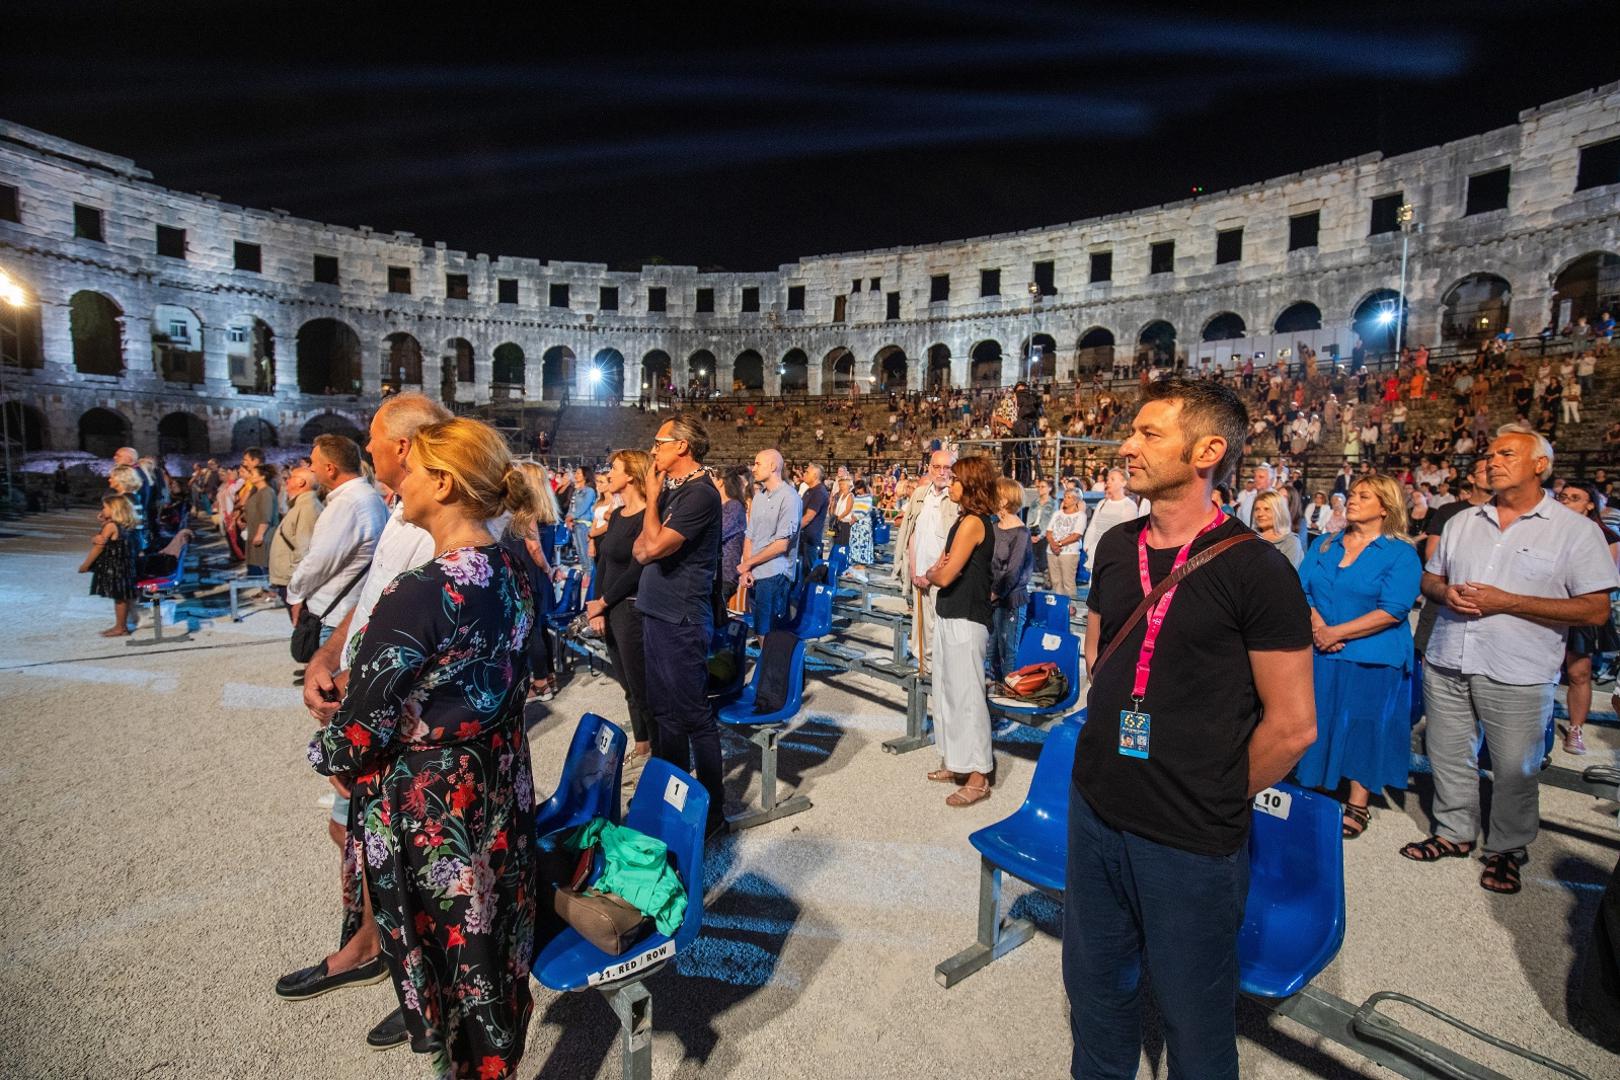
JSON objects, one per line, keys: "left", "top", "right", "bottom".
{"left": 635, "top": 472, "right": 722, "bottom": 630}
{"left": 800, "top": 483, "right": 830, "bottom": 545}
{"left": 1075, "top": 515, "right": 1311, "bottom": 856}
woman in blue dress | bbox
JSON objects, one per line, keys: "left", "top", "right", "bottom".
{"left": 1294, "top": 473, "right": 1423, "bottom": 840}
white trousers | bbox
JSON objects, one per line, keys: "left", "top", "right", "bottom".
{"left": 930, "top": 617, "right": 994, "bottom": 774}
{"left": 912, "top": 585, "right": 937, "bottom": 673}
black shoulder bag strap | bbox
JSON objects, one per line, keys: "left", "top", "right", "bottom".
{"left": 316, "top": 563, "right": 367, "bottom": 622}
{"left": 1091, "top": 533, "right": 1260, "bottom": 678}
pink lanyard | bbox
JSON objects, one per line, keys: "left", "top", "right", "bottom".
{"left": 1131, "top": 510, "right": 1225, "bottom": 706}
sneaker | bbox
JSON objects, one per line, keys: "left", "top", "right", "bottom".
{"left": 1564, "top": 726, "right": 1588, "bottom": 756}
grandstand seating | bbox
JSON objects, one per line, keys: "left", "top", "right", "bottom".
{"left": 717, "top": 633, "right": 814, "bottom": 830}
{"left": 128, "top": 530, "right": 193, "bottom": 647}
{"left": 1237, "top": 783, "right": 1345, "bottom": 999}
{"left": 533, "top": 713, "right": 628, "bottom": 845}
{"left": 989, "top": 622, "right": 1083, "bottom": 723}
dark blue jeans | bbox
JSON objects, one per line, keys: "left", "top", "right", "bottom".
{"left": 642, "top": 614, "right": 723, "bottom": 831}
{"left": 1062, "top": 790, "right": 1249, "bottom": 1080}
{"left": 752, "top": 572, "right": 792, "bottom": 636}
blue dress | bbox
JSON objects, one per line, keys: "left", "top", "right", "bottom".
{"left": 1293, "top": 532, "right": 1423, "bottom": 793}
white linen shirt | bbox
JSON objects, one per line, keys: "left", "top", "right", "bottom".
{"left": 912, "top": 485, "right": 954, "bottom": 580}
{"left": 1425, "top": 494, "right": 1620, "bottom": 685}
{"left": 284, "top": 476, "right": 389, "bottom": 627}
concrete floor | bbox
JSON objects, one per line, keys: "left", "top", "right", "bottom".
{"left": 1, "top": 509, "right": 1618, "bottom": 1079}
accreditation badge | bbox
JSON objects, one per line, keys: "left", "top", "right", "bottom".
{"left": 1118, "top": 709, "right": 1151, "bottom": 759}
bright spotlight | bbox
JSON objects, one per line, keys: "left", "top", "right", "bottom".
{"left": 1374, "top": 309, "right": 1395, "bottom": 327}
{"left": 0, "top": 269, "right": 27, "bottom": 308}
{"left": 587, "top": 366, "right": 602, "bottom": 385}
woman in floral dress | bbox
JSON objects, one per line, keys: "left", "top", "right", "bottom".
{"left": 310, "top": 418, "right": 540, "bottom": 1079}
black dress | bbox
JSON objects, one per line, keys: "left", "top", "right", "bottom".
{"left": 89, "top": 525, "right": 137, "bottom": 601}
{"left": 597, "top": 508, "right": 653, "bottom": 744}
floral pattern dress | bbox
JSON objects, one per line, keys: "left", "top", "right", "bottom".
{"left": 310, "top": 544, "right": 538, "bottom": 1080}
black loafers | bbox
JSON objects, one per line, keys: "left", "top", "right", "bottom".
{"left": 366, "top": 1007, "right": 410, "bottom": 1052}
{"left": 274, "top": 956, "right": 387, "bottom": 1000}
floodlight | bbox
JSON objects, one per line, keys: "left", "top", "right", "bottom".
{"left": 1375, "top": 309, "right": 1395, "bottom": 326}
{"left": 587, "top": 366, "right": 602, "bottom": 384}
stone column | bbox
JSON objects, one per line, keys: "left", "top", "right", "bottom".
{"left": 472, "top": 345, "right": 492, "bottom": 405}
{"left": 201, "top": 319, "right": 232, "bottom": 395}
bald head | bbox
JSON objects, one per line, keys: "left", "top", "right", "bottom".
{"left": 285, "top": 466, "right": 317, "bottom": 499}
{"left": 113, "top": 447, "right": 137, "bottom": 467}
{"left": 751, "top": 449, "right": 784, "bottom": 486}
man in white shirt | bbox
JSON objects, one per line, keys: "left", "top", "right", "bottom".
{"left": 903, "top": 448, "right": 958, "bottom": 674}
{"left": 1408, "top": 425, "right": 1620, "bottom": 893}
{"left": 285, "top": 435, "right": 388, "bottom": 637}
{"left": 1235, "top": 464, "right": 1272, "bottom": 526}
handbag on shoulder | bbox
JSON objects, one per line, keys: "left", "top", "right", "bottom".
{"left": 289, "top": 569, "right": 364, "bottom": 664}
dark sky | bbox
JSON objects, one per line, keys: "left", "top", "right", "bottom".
{"left": 5, "top": 1, "right": 1615, "bottom": 271}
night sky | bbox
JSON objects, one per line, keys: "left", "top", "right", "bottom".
{"left": 5, "top": 1, "right": 1615, "bottom": 271}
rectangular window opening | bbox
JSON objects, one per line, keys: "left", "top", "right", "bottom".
{"left": 885, "top": 291, "right": 900, "bottom": 320}
{"left": 1288, "top": 211, "right": 1320, "bottom": 252}
{"left": 1576, "top": 138, "right": 1620, "bottom": 192}
{"left": 387, "top": 266, "right": 412, "bottom": 294}
{"left": 497, "top": 278, "right": 518, "bottom": 305}
{"left": 930, "top": 274, "right": 950, "bottom": 303}
{"left": 833, "top": 294, "right": 847, "bottom": 322}
{"left": 787, "top": 285, "right": 805, "bottom": 311}
{"left": 851, "top": 279, "right": 862, "bottom": 293}
{"left": 1032, "top": 260, "right": 1056, "bottom": 296}
{"left": 647, "top": 286, "right": 666, "bottom": 312}
{"left": 0, "top": 184, "right": 18, "bottom": 223}
{"left": 313, "top": 254, "right": 339, "bottom": 285}
{"left": 980, "top": 268, "right": 1001, "bottom": 297}
{"left": 1215, "top": 228, "right": 1243, "bottom": 265}
{"left": 74, "top": 204, "right": 104, "bottom": 242}
{"left": 869, "top": 276, "right": 881, "bottom": 291}
{"left": 1369, "top": 192, "right": 1405, "bottom": 236}
{"left": 549, "top": 283, "right": 570, "bottom": 308}
{"left": 446, "top": 273, "right": 469, "bottom": 300}
{"left": 1149, "top": 241, "right": 1175, "bottom": 275}
{"left": 695, "top": 287, "right": 714, "bottom": 314}
{"left": 1465, "top": 167, "right": 1511, "bottom": 215}
{"left": 599, "top": 286, "right": 619, "bottom": 311}
{"left": 1089, "top": 251, "right": 1112, "bottom": 283}
{"left": 233, "top": 241, "right": 261, "bottom": 273}
{"left": 741, "top": 286, "right": 760, "bottom": 313}
{"left": 156, "top": 225, "right": 186, "bottom": 259}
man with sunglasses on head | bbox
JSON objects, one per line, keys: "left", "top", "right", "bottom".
{"left": 634, "top": 415, "right": 725, "bottom": 835}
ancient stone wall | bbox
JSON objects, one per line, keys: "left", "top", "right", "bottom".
{"left": 1, "top": 83, "right": 1616, "bottom": 454}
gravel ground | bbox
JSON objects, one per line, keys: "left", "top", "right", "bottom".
{"left": 2, "top": 509, "right": 1618, "bottom": 1079}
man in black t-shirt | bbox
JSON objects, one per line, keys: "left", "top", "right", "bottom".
{"left": 635, "top": 415, "right": 725, "bottom": 834}
{"left": 1064, "top": 378, "right": 1314, "bottom": 1080}
{"left": 798, "top": 464, "right": 830, "bottom": 577}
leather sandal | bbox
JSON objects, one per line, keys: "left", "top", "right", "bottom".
{"left": 946, "top": 783, "right": 991, "bottom": 807}
{"left": 1342, "top": 804, "right": 1371, "bottom": 839}
{"left": 1480, "top": 850, "right": 1527, "bottom": 894}
{"left": 927, "top": 768, "right": 961, "bottom": 784}
{"left": 1399, "top": 835, "right": 1474, "bottom": 862}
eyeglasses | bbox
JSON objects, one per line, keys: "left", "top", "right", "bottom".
{"left": 651, "top": 436, "right": 681, "bottom": 446}
{"left": 1556, "top": 492, "right": 1584, "bottom": 503}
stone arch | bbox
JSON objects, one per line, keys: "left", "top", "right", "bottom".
{"left": 824, "top": 347, "right": 856, "bottom": 393}
{"left": 1350, "top": 289, "right": 1406, "bottom": 354}
{"left": 592, "top": 348, "right": 625, "bottom": 401}
{"left": 642, "top": 350, "right": 673, "bottom": 396}
{"left": 492, "top": 342, "right": 525, "bottom": 390}
{"left": 70, "top": 291, "right": 124, "bottom": 376}
{"left": 1076, "top": 327, "right": 1115, "bottom": 375}
{"left": 157, "top": 411, "right": 209, "bottom": 456}
{"left": 300, "top": 412, "right": 365, "bottom": 444}
{"left": 1019, "top": 334, "right": 1058, "bottom": 381}
{"left": 969, "top": 340, "right": 1003, "bottom": 387}
{"left": 78, "top": 406, "right": 130, "bottom": 457}
{"left": 926, "top": 343, "right": 952, "bottom": 389}
{"left": 688, "top": 349, "right": 715, "bottom": 391}
{"left": 733, "top": 349, "right": 764, "bottom": 393}
{"left": 0, "top": 288, "right": 44, "bottom": 369}
{"left": 153, "top": 304, "right": 204, "bottom": 384}
{"left": 1136, "top": 321, "right": 1176, "bottom": 367}
{"left": 1201, "top": 312, "right": 1247, "bottom": 342}
{"left": 296, "top": 318, "right": 362, "bottom": 396}
{"left": 1273, "top": 301, "right": 1323, "bottom": 334}
{"left": 232, "top": 416, "right": 279, "bottom": 451}
{"left": 383, "top": 332, "right": 424, "bottom": 390}
{"left": 780, "top": 349, "right": 809, "bottom": 394}
{"left": 542, "top": 346, "right": 575, "bottom": 400}
{"left": 2, "top": 401, "right": 48, "bottom": 451}
{"left": 1551, "top": 252, "right": 1620, "bottom": 327}
{"left": 1440, "top": 273, "right": 1512, "bottom": 344}
{"left": 875, "top": 345, "right": 908, "bottom": 390}
{"left": 226, "top": 316, "right": 275, "bottom": 393}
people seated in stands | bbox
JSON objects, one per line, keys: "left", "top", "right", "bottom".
{"left": 585, "top": 450, "right": 654, "bottom": 777}
{"left": 988, "top": 476, "right": 1034, "bottom": 685}
{"left": 739, "top": 449, "right": 803, "bottom": 631}
{"left": 1046, "top": 488, "right": 1086, "bottom": 599}
{"left": 924, "top": 454, "right": 998, "bottom": 807}
{"left": 1552, "top": 481, "right": 1620, "bottom": 756}
{"left": 81, "top": 493, "right": 139, "bottom": 637}
{"left": 1294, "top": 474, "right": 1422, "bottom": 839}
{"left": 309, "top": 417, "right": 541, "bottom": 1077}
{"left": 635, "top": 414, "right": 726, "bottom": 836}
{"left": 1407, "top": 425, "right": 1620, "bottom": 894}
{"left": 1068, "top": 377, "right": 1313, "bottom": 1080}
{"left": 1252, "top": 489, "right": 1302, "bottom": 569}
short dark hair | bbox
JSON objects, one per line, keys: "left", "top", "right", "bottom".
{"left": 666, "top": 414, "right": 710, "bottom": 463}
{"left": 1141, "top": 377, "right": 1247, "bottom": 485}
{"left": 312, "top": 433, "right": 363, "bottom": 475}
{"left": 242, "top": 446, "right": 265, "bottom": 464}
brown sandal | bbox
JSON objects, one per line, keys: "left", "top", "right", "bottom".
{"left": 927, "top": 768, "right": 961, "bottom": 784}
{"left": 1480, "top": 850, "right": 1526, "bottom": 894}
{"left": 946, "top": 783, "right": 991, "bottom": 807}
{"left": 1342, "top": 804, "right": 1371, "bottom": 839}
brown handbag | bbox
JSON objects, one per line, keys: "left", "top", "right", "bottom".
{"left": 1091, "top": 533, "right": 1260, "bottom": 678}
{"left": 554, "top": 888, "right": 650, "bottom": 956}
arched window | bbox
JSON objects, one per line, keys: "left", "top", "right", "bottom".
{"left": 542, "top": 346, "right": 575, "bottom": 400}
{"left": 1440, "top": 274, "right": 1512, "bottom": 343}
{"left": 1076, "top": 327, "right": 1115, "bottom": 375}
{"left": 779, "top": 349, "right": 809, "bottom": 394}
{"left": 733, "top": 350, "right": 764, "bottom": 392}
{"left": 296, "top": 319, "right": 362, "bottom": 395}
{"left": 1136, "top": 321, "right": 1176, "bottom": 367}
{"left": 157, "top": 412, "right": 209, "bottom": 455}
{"left": 71, "top": 292, "right": 124, "bottom": 376}
{"left": 78, "top": 407, "right": 130, "bottom": 456}
{"left": 926, "top": 343, "right": 952, "bottom": 389}
{"left": 1272, "top": 302, "right": 1322, "bottom": 334}
{"left": 383, "top": 332, "right": 424, "bottom": 390}
{"left": 592, "top": 349, "right": 625, "bottom": 401}
{"left": 1201, "top": 312, "right": 1246, "bottom": 341}
{"left": 875, "top": 346, "right": 908, "bottom": 390}
{"left": 970, "top": 341, "right": 1002, "bottom": 387}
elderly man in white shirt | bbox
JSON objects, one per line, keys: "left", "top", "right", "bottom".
{"left": 285, "top": 434, "right": 388, "bottom": 639}
{"left": 903, "top": 448, "right": 959, "bottom": 675}
{"left": 1406, "top": 425, "right": 1620, "bottom": 895}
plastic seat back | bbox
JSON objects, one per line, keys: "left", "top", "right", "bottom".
{"left": 871, "top": 510, "right": 892, "bottom": 546}
{"left": 534, "top": 713, "right": 628, "bottom": 840}
{"left": 549, "top": 568, "right": 584, "bottom": 624}
{"left": 1238, "top": 783, "right": 1346, "bottom": 998}
{"left": 827, "top": 544, "right": 849, "bottom": 580}
{"left": 1026, "top": 591, "right": 1069, "bottom": 633}
{"left": 707, "top": 618, "right": 749, "bottom": 703}
{"left": 138, "top": 541, "right": 189, "bottom": 591}
{"left": 623, "top": 759, "right": 710, "bottom": 951}
{"left": 969, "top": 713, "right": 1082, "bottom": 892}
{"left": 793, "top": 583, "right": 835, "bottom": 640}
{"left": 1000, "top": 624, "right": 1082, "bottom": 715}
{"left": 721, "top": 636, "right": 808, "bottom": 725}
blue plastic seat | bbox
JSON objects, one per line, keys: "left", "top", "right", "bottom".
{"left": 872, "top": 510, "right": 892, "bottom": 547}
{"left": 1025, "top": 591, "right": 1070, "bottom": 633}
{"left": 128, "top": 535, "right": 192, "bottom": 647}
{"left": 531, "top": 759, "right": 709, "bottom": 1078}
{"left": 827, "top": 544, "right": 850, "bottom": 581}
{"left": 716, "top": 635, "right": 812, "bottom": 829}
{"left": 706, "top": 617, "right": 749, "bottom": 706}
{"left": 990, "top": 623, "right": 1082, "bottom": 721}
{"left": 789, "top": 582, "right": 835, "bottom": 640}
{"left": 546, "top": 568, "right": 584, "bottom": 630}
{"left": 936, "top": 714, "right": 1083, "bottom": 987}
{"left": 1237, "top": 782, "right": 1345, "bottom": 998}
{"left": 533, "top": 713, "right": 628, "bottom": 844}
